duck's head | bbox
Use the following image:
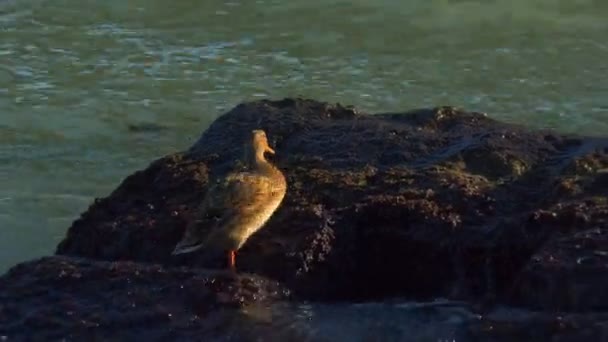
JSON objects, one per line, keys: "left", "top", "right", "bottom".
{"left": 251, "top": 129, "right": 275, "bottom": 156}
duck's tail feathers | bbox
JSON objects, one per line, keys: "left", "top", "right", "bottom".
{"left": 171, "top": 240, "right": 205, "bottom": 255}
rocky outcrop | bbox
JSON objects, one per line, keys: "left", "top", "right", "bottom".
{"left": 1, "top": 98, "right": 607, "bottom": 339}
{"left": 52, "top": 98, "right": 608, "bottom": 308}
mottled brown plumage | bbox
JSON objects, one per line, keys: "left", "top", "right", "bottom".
{"left": 172, "top": 130, "right": 287, "bottom": 271}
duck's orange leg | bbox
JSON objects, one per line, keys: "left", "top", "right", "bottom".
{"left": 228, "top": 250, "right": 236, "bottom": 271}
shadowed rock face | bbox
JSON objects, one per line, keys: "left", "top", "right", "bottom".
{"left": 52, "top": 98, "right": 607, "bottom": 309}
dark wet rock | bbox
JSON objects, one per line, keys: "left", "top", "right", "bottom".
{"left": 467, "top": 308, "right": 608, "bottom": 342}
{"left": 509, "top": 201, "right": 608, "bottom": 311}
{"left": 0, "top": 256, "right": 290, "bottom": 341}
{"left": 47, "top": 98, "right": 607, "bottom": 311}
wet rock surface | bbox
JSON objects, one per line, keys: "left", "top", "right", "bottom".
{"left": 1, "top": 98, "right": 607, "bottom": 340}
{"left": 0, "top": 256, "right": 291, "bottom": 341}
{"left": 467, "top": 308, "right": 608, "bottom": 342}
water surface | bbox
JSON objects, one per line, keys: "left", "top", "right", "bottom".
{"left": 1, "top": 0, "right": 608, "bottom": 272}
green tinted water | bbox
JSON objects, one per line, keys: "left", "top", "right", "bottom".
{"left": 1, "top": 0, "right": 608, "bottom": 272}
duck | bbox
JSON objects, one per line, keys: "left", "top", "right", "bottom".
{"left": 172, "top": 129, "right": 287, "bottom": 271}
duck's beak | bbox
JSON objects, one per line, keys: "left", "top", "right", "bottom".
{"left": 265, "top": 145, "right": 275, "bottom": 155}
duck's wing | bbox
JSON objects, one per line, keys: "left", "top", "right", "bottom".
{"left": 171, "top": 172, "right": 273, "bottom": 255}
{"left": 218, "top": 172, "right": 276, "bottom": 212}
